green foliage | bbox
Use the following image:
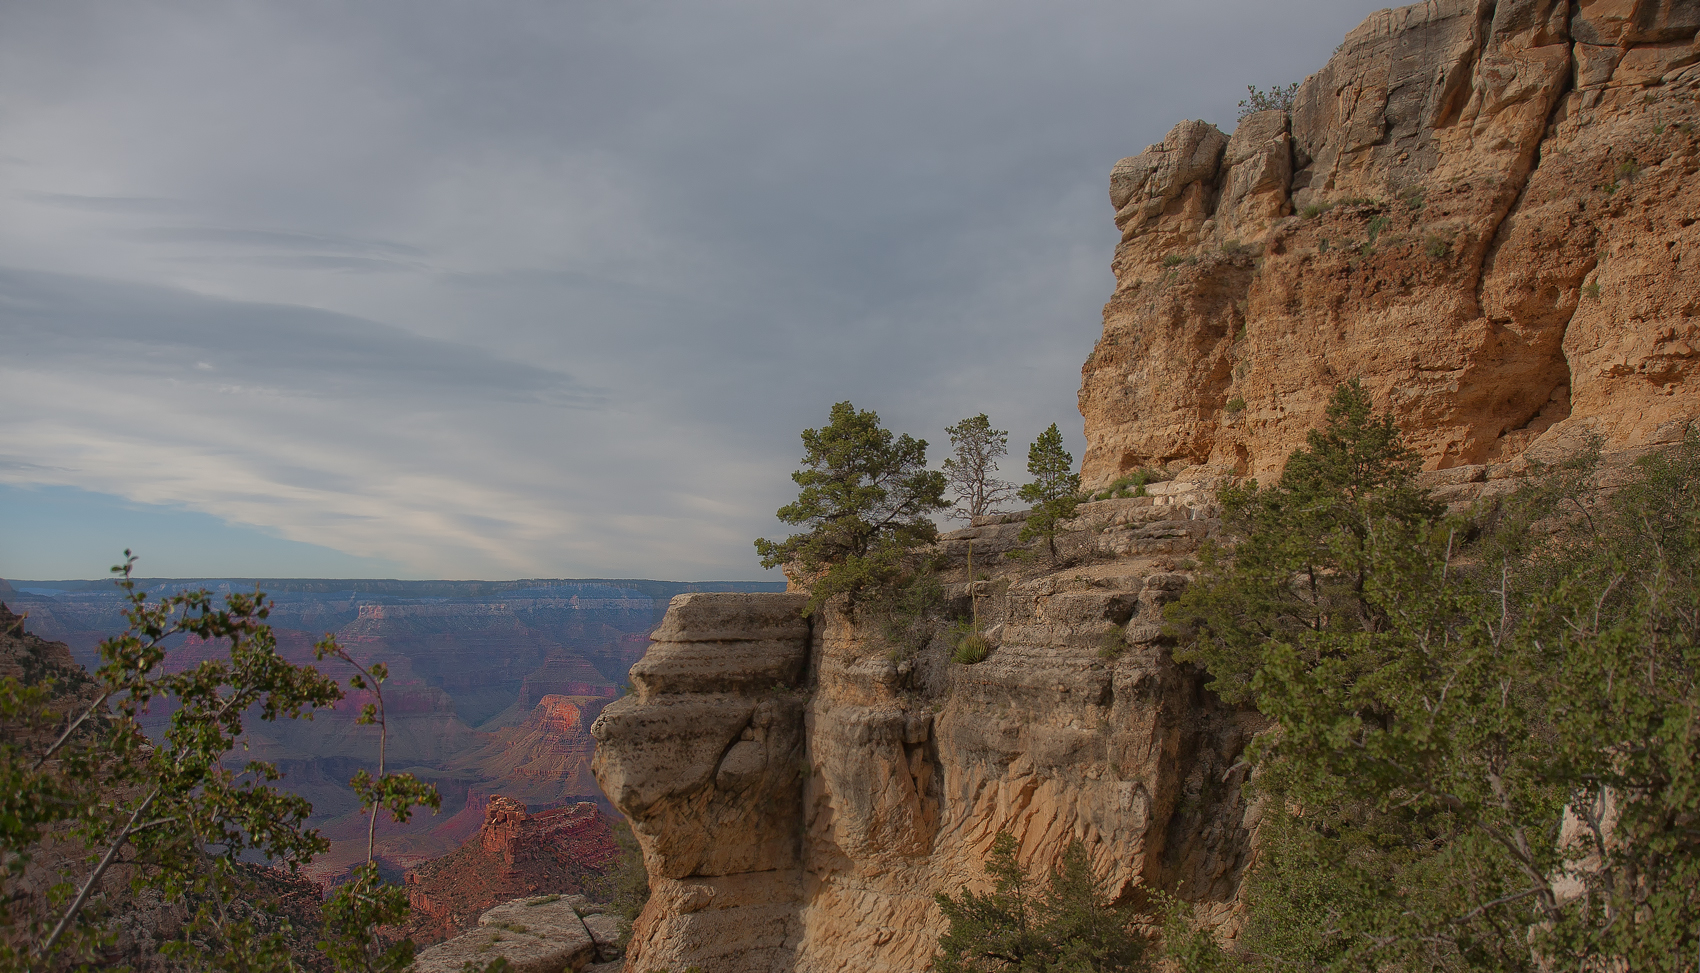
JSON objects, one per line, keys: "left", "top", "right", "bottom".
{"left": 934, "top": 832, "right": 1149, "bottom": 972}
{"left": 871, "top": 568, "right": 948, "bottom": 657}
{"left": 1583, "top": 279, "right": 1601, "bottom": 300}
{"left": 1616, "top": 156, "right": 1643, "bottom": 181}
{"left": 313, "top": 643, "right": 442, "bottom": 973}
{"left": 1300, "top": 202, "right": 1330, "bottom": 219}
{"left": 1237, "top": 83, "right": 1299, "bottom": 120}
{"left": 1423, "top": 233, "right": 1451, "bottom": 259}
{"left": 1096, "top": 625, "right": 1128, "bottom": 660}
{"left": 1162, "top": 253, "right": 1186, "bottom": 268}
{"left": 1017, "top": 424, "right": 1082, "bottom": 560}
{"left": 755, "top": 401, "right": 949, "bottom": 613}
{"left": 1224, "top": 396, "right": 1246, "bottom": 415}
{"left": 1169, "top": 379, "right": 1439, "bottom": 706}
{"left": 1091, "top": 468, "right": 1169, "bottom": 501}
{"left": 0, "top": 554, "right": 344, "bottom": 973}
{"left": 944, "top": 414, "right": 1016, "bottom": 522}
{"left": 1365, "top": 214, "right": 1391, "bottom": 245}
{"left": 952, "top": 631, "right": 991, "bottom": 665}
{"left": 1170, "top": 382, "right": 1700, "bottom": 968}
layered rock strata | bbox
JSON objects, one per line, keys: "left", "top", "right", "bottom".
{"left": 405, "top": 798, "right": 617, "bottom": 943}
{"left": 592, "top": 491, "right": 1256, "bottom": 973}
{"left": 1079, "top": 0, "right": 1700, "bottom": 490}
{"left": 412, "top": 894, "right": 625, "bottom": 973}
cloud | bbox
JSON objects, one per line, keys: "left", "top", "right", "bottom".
{"left": 0, "top": 0, "right": 1383, "bottom": 579}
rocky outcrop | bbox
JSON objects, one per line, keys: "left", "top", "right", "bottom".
{"left": 411, "top": 894, "right": 625, "bottom": 973}
{"left": 592, "top": 496, "right": 1255, "bottom": 973}
{"left": 404, "top": 798, "right": 618, "bottom": 943}
{"left": 1079, "top": 0, "right": 1700, "bottom": 490}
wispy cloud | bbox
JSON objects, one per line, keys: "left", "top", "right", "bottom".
{"left": 0, "top": 0, "right": 1379, "bottom": 579}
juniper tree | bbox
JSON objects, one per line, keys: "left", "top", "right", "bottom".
{"left": 1166, "top": 383, "right": 1700, "bottom": 971}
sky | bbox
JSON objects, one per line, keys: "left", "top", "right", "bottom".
{"left": 0, "top": 0, "right": 1381, "bottom": 582}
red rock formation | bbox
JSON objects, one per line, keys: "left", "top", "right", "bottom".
{"left": 402, "top": 796, "right": 618, "bottom": 944}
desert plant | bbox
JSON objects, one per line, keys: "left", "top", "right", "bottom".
{"left": 1583, "top": 280, "right": 1601, "bottom": 300}
{"left": 1096, "top": 625, "right": 1129, "bottom": 660}
{"left": 1366, "top": 214, "right": 1391, "bottom": 245}
{"left": 1161, "top": 253, "right": 1185, "bottom": 268}
{"left": 1422, "top": 233, "right": 1450, "bottom": 259}
{"left": 1237, "top": 82, "right": 1299, "bottom": 120}
{"left": 951, "top": 629, "right": 991, "bottom": 665}
{"left": 1224, "top": 397, "right": 1246, "bottom": 414}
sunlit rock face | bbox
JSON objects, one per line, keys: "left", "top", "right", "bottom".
{"left": 593, "top": 517, "right": 1257, "bottom": 973}
{"left": 1079, "top": 0, "right": 1700, "bottom": 491}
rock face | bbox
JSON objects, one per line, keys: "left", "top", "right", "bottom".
{"left": 592, "top": 4, "right": 1700, "bottom": 972}
{"left": 411, "top": 894, "right": 625, "bottom": 973}
{"left": 1079, "top": 0, "right": 1700, "bottom": 490}
{"left": 592, "top": 504, "right": 1257, "bottom": 973}
{"left": 404, "top": 797, "right": 618, "bottom": 943}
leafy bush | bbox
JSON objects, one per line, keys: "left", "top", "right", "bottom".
{"left": 1422, "top": 233, "right": 1450, "bottom": 259}
{"left": 1224, "top": 396, "right": 1246, "bottom": 414}
{"left": 1096, "top": 625, "right": 1129, "bottom": 660}
{"left": 1161, "top": 253, "right": 1185, "bottom": 268}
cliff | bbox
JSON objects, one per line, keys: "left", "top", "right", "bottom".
{"left": 404, "top": 797, "right": 619, "bottom": 943}
{"left": 1078, "top": 0, "right": 1700, "bottom": 489}
{"left": 590, "top": 3, "right": 1700, "bottom": 971}
{"left": 592, "top": 488, "right": 1254, "bottom": 972}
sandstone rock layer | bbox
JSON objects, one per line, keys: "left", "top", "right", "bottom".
{"left": 1080, "top": 0, "right": 1700, "bottom": 490}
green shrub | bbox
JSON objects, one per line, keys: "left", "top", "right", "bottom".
{"left": 1238, "top": 82, "right": 1299, "bottom": 120}
{"left": 1300, "top": 202, "right": 1327, "bottom": 219}
{"left": 1423, "top": 233, "right": 1450, "bottom": 259}
{"left": 1583, "top": 280, "right": 1601, "bottom": 300}
{"left": 1366, "top": 214, "right": 1391, "bottom": 245}
{"left": 952, "top": 632, "right": 991, "bottom": 665}
{"left": 1617, "top": 157, "right": 1643, "bottom": 181}
{"left": 1225, "top": 396, "right": 1247, "bottom": 414}
{"left": 1091, "top": 468, "right": 1171, "bottom": 501}
{"left": 1097, "top": 625, "right": 1129, "bottom": 660}
{"left": 1161, "top": 253, "right": 1185, "bottom": 268}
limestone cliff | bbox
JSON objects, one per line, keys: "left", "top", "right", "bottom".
{"left": 590, "top": 3, "right": 1700, "bottom": 971}
{"left": 591, "top": 484, "right": 1254, "bottom": 973}
{"left": 1079, "top": 0, "right": 1700, "bottom": 489}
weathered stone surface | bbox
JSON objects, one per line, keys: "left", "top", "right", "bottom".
{"left": 649, "top": 592, "right": 809, "bottom": 643}
{"left": 627, "top": 637, "right": 808, "bottom": 697}
{"left": 412, "top": 897, "right": 597, "bottom": 973}
{"left": 1079, "top": 0, "right": 1700, "bottom": 491}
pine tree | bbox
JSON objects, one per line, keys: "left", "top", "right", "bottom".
{"left": 1017, "top": 424, "right": 1081, "bottom": 560}
{"left": 943, "top": 414, "right": 1015, "bottom": 522}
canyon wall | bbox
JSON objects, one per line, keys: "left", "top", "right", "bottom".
{"left": 592, "top": 484, "right": 1257, "bottom": 973}
{"left": 1079, "top": 0, "right": 1700, "bottom": 490}
{"left": 593, "top": 2, "right": 1700, "bottom": 971}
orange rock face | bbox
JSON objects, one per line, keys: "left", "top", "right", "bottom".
{"left": 1079, "top": 0, "right": 1700, "bottom": 489}
{"left": 403, "top": 796, "right": 617, "bottom": 944}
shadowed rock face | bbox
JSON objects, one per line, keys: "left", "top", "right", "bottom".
{"left": 1080, "top": 0, "right": 1700, "bottom": 490}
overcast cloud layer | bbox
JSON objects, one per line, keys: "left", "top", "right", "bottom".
{"left": 0, "top": 0, "right": 1379, "bottom": 580}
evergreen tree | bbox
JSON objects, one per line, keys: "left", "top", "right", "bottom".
{"left": 1017, "top": 424, "right": 1082, "bottom": 560}
{"left": 1167, "top": 383, "right": 1700, "bottom": 970}
{"left": 755, "top": 401, "right": 949, "bottom": 613}
{"left": 943, "top": 414, "right": 1015, "bottom": 522}
{"left": 935, "top": 832, "right": 1147, "bottom": 973}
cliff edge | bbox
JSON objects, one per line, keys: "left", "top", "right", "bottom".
{"left": 1079, "top": 0, "right": 1700, "bottom": 488}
